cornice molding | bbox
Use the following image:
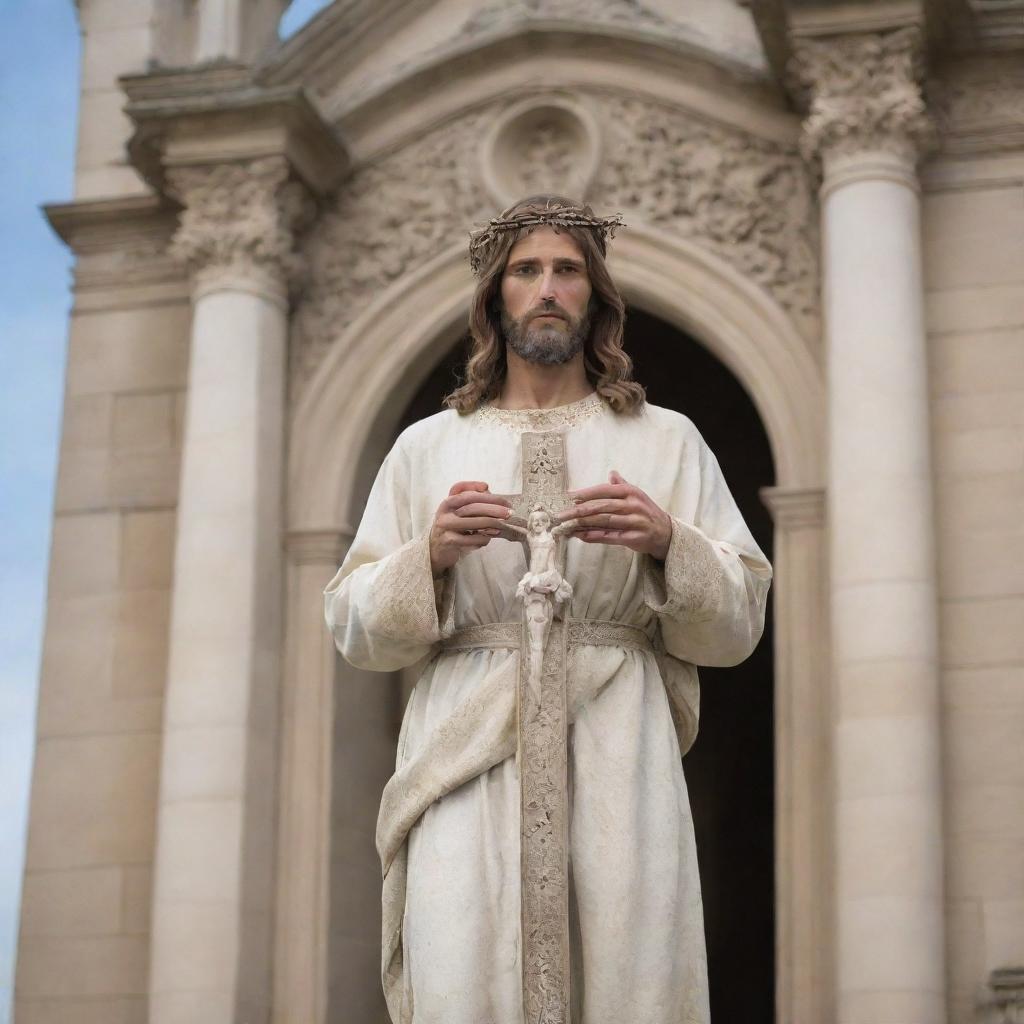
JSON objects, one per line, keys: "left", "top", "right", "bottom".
{"left": 44, "top": 193, "right": 176, "bottom": 253}
{"left": 121, "top": 64, "right": 349, "bottom": 197}
{"left": 964, "top": 0, "right": 1024, "bottom": 50}
{"left": 43, "top": 194, "right": 185, "bottom": 294}
{"left": 788, "top": 0, "right": 926, "bottom": 38}
{"left": 929, "top": 52, "right": 1024, "bottom": 154}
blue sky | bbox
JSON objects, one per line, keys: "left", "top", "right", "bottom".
{"left": 0, "top": 2, "right": 79, "bottom": 1021}
{"left": 0, "top": 2, "right": 331, "bottom": 1020}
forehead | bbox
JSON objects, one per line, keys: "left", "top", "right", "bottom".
{"left": 506, "top": 225, "right": 585, "bottom": 263}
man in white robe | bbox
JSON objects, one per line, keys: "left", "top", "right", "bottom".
{"left": 324, "top": 194, "right": 772, "bottom": 1024}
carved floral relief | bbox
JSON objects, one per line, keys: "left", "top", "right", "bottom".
{"left": 291, "top": 91, "right": 819, "bottom": 400}
{"left": 587, "top": 92, "right": 818, "bottom": 328}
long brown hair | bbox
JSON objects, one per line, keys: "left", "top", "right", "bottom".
{"left": 444, "top": 194, "right": 645, "bottom": 414}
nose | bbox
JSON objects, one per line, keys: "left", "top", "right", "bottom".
{"left": 538, "top": 268, "right": 557, "bottom": 302}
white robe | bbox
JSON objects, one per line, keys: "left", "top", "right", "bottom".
{"left": 324, "top": 393, "right": 772, "bottom": 1024}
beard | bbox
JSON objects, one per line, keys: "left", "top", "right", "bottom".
{"left": 499, "top": 302, "right": 593, "bottom": 366}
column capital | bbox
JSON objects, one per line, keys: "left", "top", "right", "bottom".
{"left": 760, "top": 485, "right": 826, "bottom": 529}
{"left": 284, "top": 526, "right": 354, "bottom": 567}
{"left": 122, "top": 67, "right": 348, "bottom": 296}
{"left": 167, "top": 155, "right": 316, "bottom": 297}
{"left": 789, "top": 26, "right": 935, "bottom": 170}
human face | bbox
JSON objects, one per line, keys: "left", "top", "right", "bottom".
{"left": 528, "top": 509, "right": 550, "bottom": 533}
{"left": 499, "top": 227, "right": 594, "bottom": 366}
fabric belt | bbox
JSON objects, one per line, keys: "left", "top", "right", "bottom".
{"left": 441, "top": 618, "right": 655, "bottom": 654}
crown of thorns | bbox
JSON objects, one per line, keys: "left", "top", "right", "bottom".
{"left": 468, "top": 205, "right": 626, "bottom": 277}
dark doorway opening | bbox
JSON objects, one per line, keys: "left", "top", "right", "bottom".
{"left": 397, "top": 307, "right": 776, "bottom": 1023}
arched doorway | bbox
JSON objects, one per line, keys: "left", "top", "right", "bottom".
{"left": 391, "top": 306, "right": 776, "bottom": 1022}
{"left": 284, "top": 229, "right": 826, "bottom": 1024}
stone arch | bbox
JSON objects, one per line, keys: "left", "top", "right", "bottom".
{"left": 289, "top": 220, "right": 823, "bottom": 532}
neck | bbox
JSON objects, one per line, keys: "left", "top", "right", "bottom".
{"left": 496, "top": 350, "right": 593, "bottom": 410}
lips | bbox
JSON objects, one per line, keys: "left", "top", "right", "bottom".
{"left": 532, "top": 312, "right": 566, "bottom": 322}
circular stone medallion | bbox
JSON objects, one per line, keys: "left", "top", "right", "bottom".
{"left": 480, "top": 96, "right": 602, "bottom": 207}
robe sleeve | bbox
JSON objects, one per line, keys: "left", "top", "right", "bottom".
{"left": 323, "top": 436, "right": 454, "bottom": 672}
{"left": 642, "top": 424, "right": 773, "bottom": 668}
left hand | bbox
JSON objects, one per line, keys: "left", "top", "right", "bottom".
{"left": 557, "top": 470, "right": 673, "bottom": 560}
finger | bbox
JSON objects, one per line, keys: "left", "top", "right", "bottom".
{"left": 449, "top": 532, "right": 492, "bottom": 548}
{"left": 558, "top": 498, "right": 634, "bottom": 521}
{"left": 445, "top": 491, "right": 512, "bottom": 512}
{"left": 451, "top": 501, "right": 514, "bottom": 519}
{"left": 448, "top": 481, "right": 490, "bottom": 495}
{"left": 574, "top": 528, "right": 621, "bottom": 542}
{"left": 575, "top": 529, "right": 646, "bottom": 548}
{"left": 566, "top": 482, "right": 633, "bottom": 502}
{"left": 570, "top": 513, "right": 642, "bottom": 531}
{"left": 440, "top": 515, "right": 510, "bottom": 532}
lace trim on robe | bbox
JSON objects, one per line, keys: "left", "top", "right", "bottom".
{"left": 642, "top": 515, "right": 723, "bottom": 624}
{"left": 475, "top": 391, "right": 606, "bottom": 431}
{"left": 369, "top": 529, "right": 454, "bottom": 643}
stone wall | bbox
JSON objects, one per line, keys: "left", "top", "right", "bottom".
{"left": 924, "top": 57, "right": 1024, "bottom": 1021}
{"left": 15, "top": 289, "right": 190, "bottom": 1022}
{"left": 74, "top": 0, "right": 156, "bottom": 200}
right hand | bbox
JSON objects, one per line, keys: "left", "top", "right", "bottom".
{"left": 429, "top": 481, "right": 511, "bottom": 576}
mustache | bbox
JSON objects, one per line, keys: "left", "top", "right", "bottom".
{"left": 528, "top": 307, "right": 569, "bottom": 322}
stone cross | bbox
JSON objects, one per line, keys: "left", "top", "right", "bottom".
{"left": 494, "top": 430, "right": 576, "bottom": 1023}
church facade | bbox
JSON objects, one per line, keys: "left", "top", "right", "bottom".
{"left": 16, "top": 1, "right": 1024, "bottom": 1022}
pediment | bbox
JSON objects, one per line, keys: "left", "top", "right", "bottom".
{"left": 259, "top": 0, "right": 782, "bottom": 160}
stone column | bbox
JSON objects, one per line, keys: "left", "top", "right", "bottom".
{"left": 760, "top": 486, "right": 832, "bottom": 1024}
{"left": 273, "top": 527, "right": 352, "bottom": 1024}
{"left": 148, "top": 156, "right": 312, "bottom": 1024}
{"left": 792, "top": 27, "right": 946, "bottom": 1024}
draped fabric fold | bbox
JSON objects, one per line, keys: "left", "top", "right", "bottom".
{"left": 378, "top": 644, "right": 639, "bottom": 1023}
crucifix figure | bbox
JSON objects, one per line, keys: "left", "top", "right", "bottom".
{"left": 324, "top": 194, "right": 773, "bottom": 1024}
{"left": 508, "top": 503, "right": 574, "bottom": 693}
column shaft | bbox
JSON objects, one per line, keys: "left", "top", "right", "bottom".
{"left": 761, "top": 487, "right": 832, "bottom": 1024}
{"left": 273, "top": 531, "right": 351, "bottom": 1024}
{"left": 792, "top": 27, "right": 947, "bottom": 1020}
{"left": 149, "top": 278, "right": 287, "bottom": 1024}
{"left": 824, "top": 156, "right": 946, "bottom": 1023}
